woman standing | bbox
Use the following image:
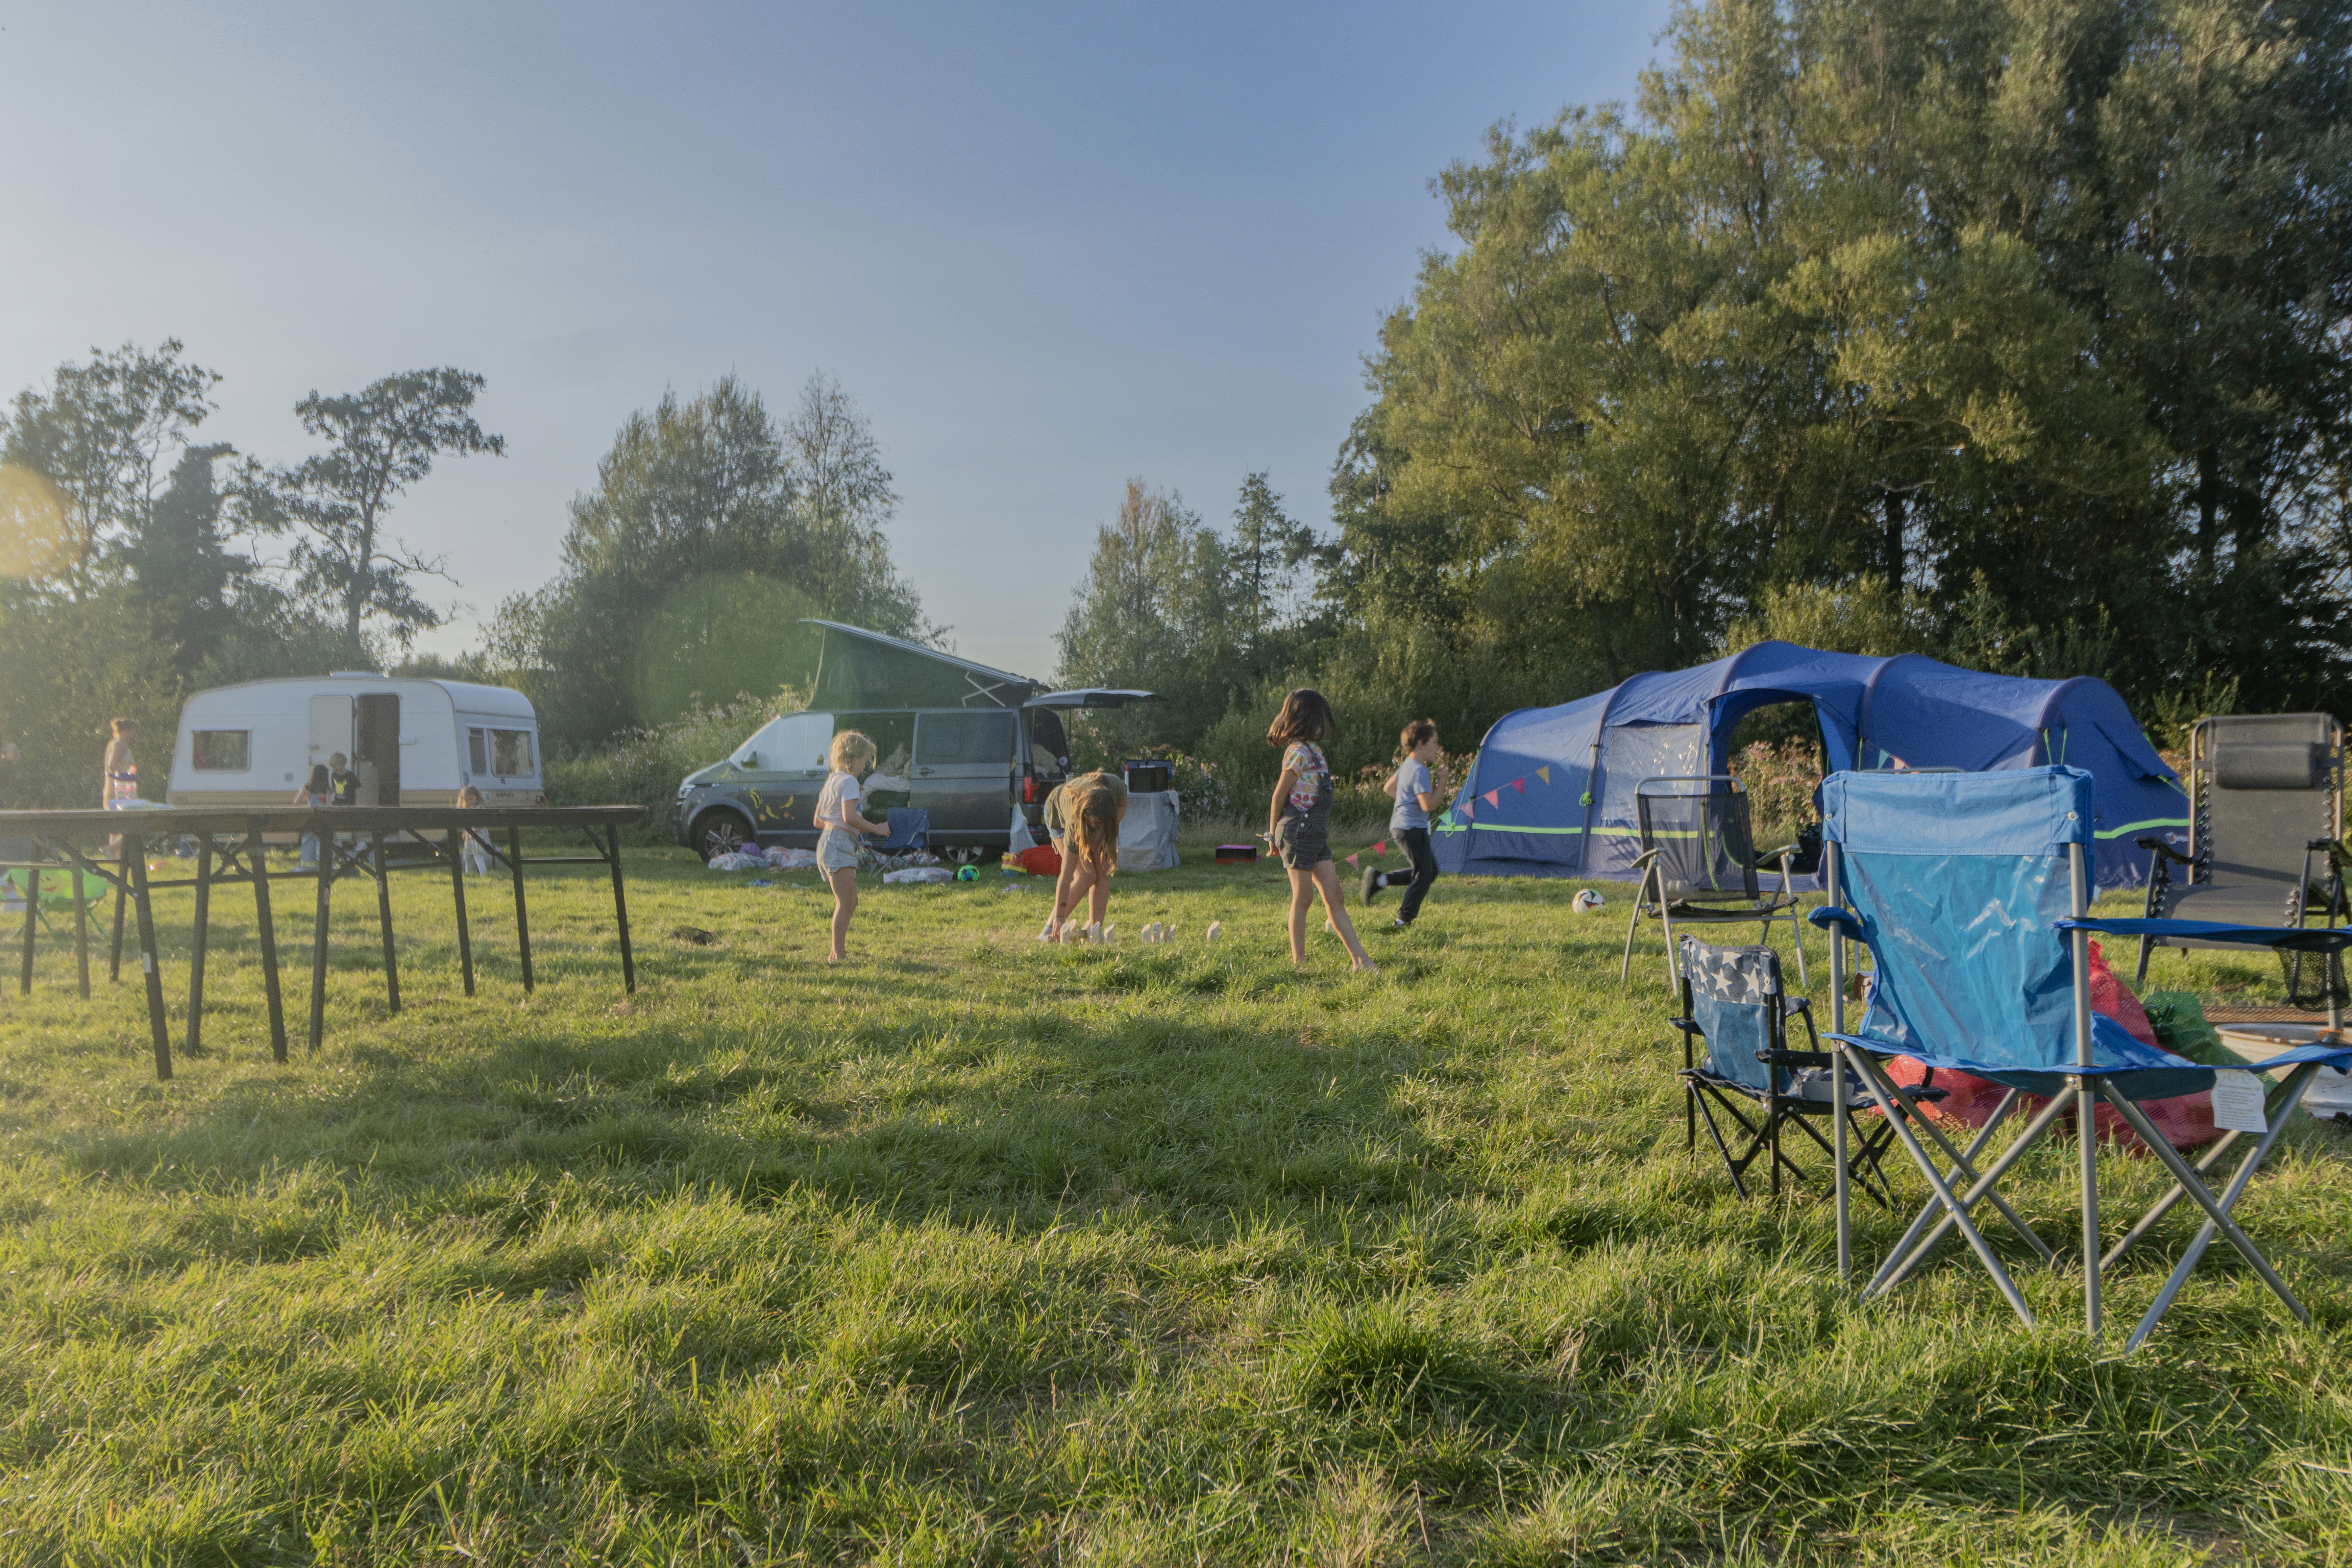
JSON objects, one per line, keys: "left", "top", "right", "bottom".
{"left": 293, "top": 764, "right": 333, "bottom": 869}
{"left": 1265, "top": 689, "right": 1374, "bottom": 972}
{"left": 1041, "top": 768, "right": 1128, "bottom": 941}
{"left": 102, "top": 717, "right": 140, "bottom": 856}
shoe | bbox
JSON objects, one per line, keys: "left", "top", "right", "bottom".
{"left": 1388, "top": 918, "right": 1412, "bottom": 931}
{"left": 1361, "top": 864, "right": 1381, "bottom": 904}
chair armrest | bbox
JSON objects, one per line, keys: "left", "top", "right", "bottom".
{"left": 1807, "top": 906, "right": 1865, "bottom": 938}
{"left": 1758, "top": 1049, "right": 1833, "bottom": 1068}
{"left": 1630, "top": 847, "right": 1664, "bottom": 870}
{"left": 1668, "top": 1016, "right": 1702, "bottom": 1036}
{"left": 2137, "top": 836, "right": 2195, "bottom": 868}
{"left": 1750, "top": 842, "right": 1801, "bottom": 867}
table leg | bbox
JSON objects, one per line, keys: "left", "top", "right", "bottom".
{"left": 71, "top": 858, "right": 89, "bottom": 999}
{"left": 249, "top": 825, "right": 286, "bottom": 1063}
{"left": 187, "top": 837, "right": 213, "bottom": 1056}
{"left": 606, "top": 824, "right": 635, "bottom": 994}
{"left": 309, "top": 847, "right": 333, "bottom": 1053}
{"left": 508, "top": 825, "right": 533, "bottom": 993}
{"left": 447, "top": 829, "right": 474, "bottom": 997}
{"left": 128, "top": 850, "right": 171, "bottom": 1081}
{"left": 17, "top": 864, "right": 34, "bottom": 996}
{"left": 109, "top": 842, "right": 127, "bottom": 983}
{"left": 373, "top": 833, "right": 400, "bottom": 1015}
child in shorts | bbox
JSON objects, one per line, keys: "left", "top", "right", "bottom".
{"left": 1265, "top": 688, "right": 1374, "bottom": 972}
{"left": 815, "top": 731, "right": 887, "bottom": 961}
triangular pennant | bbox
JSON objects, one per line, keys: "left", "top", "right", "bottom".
{"left": 1511, "top": 778, "right": 1527, "bottom": 794}
{"left": 1345, "top": 853, "right": 1360, "bottom": 868}
{"left": 1372, "top": 840, "right": 1388, "bottom": 855}
{"left": 1537, "top": 766, "right": 1552, "bottom": 784}
{"left": 1461, "top": 799, "right": 1475, "bottom": 818}
{"left": 1484, "top": 789, "right": 1501, "bottom": 807}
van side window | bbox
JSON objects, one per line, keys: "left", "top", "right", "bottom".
{"left": 191, "top": 731, "right": 250, "bottom": 771}
{"left": 918, "top": 712, "right": 1014, "bottom": 763}
{"left": 468, "top": 729, "right": 488, "bottom": 775}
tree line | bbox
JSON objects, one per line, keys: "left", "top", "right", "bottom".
{"left": 1056, "top": 0, "right": 2352, "bottom": 799}
{"left": 0, "top": 341, "right": 916, "bottom": 804}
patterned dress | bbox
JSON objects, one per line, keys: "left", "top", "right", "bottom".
{"left": 1272, "top": 740, "right": 1332, "bottom": 869}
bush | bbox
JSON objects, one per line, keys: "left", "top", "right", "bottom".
{"left": 1732, "top": 737, "right": 1822, "bottom": 848}
{"left": 542, "top": 691, "right": 786, "bottom": 843}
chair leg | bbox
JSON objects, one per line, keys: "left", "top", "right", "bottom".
{"left": 2120, "top": 1064, "right": 2325, "bottom": 1352}
{"left": 1842, "top": 1047, "right": 2039, "bottom": 1328}
{"left": 1619, "top": 899, "right": 1643, "bottom": 985}
{"left": 1659, "top": 900, "right": 1679, "bottom": 993}
{"left": 2097, "top": 1077, "right": 2314, "bottom": 1329}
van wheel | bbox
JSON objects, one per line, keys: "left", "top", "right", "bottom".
{"left": 691, "top": 810, "right": 753, "bottom": 861}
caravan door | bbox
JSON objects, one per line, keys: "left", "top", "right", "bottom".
{"left": 308, "top": 695, "right": 353, "bottom": 784}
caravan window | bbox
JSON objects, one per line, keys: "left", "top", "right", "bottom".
{"left": 917, "top": 712, "right": 1015, "bottom": 764}
{"left": 191, "top": 730, "right": 250, "bottom": 771}
{"left": 468, "top": 727, "right": 536, "bottom": 778}
{"left": 732, "top": 712, "right": 834, "bottom": 773}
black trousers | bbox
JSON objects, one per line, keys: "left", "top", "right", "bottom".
{"left": 1378, "top": 827, "right": 1440, "bottom": 921}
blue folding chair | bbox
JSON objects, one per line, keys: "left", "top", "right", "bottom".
{"left": 1671, "top": 936, "right": 1935, "bottom": 1203}
{"left": 1807, "top": 766, "right": 2352, "bottom": 1349}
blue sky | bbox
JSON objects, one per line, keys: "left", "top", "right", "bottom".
{"left": 0, "top": 2, "right": 1673, "bottom": 682}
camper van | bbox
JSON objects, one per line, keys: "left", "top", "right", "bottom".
{"left": 671, "top": 621, "right": 1152, "bottom": 859}
{"left": 167, "top": 674, "right": 546, "bottom": 809}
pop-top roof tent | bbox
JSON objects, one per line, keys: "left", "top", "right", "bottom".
{"left": 801, "top": 620, "right": 1154, "bottom": 713}
{"left": 1432, "top": 641, "right": 2189, "bottom": 890}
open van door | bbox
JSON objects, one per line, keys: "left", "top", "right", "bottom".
{"left": 1015, "top": 690, "right": 1159, "bottom": 820}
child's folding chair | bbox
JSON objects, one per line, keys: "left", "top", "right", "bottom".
{"left": 1807, "top": 766, "right": 2352, "bottom": 1349}
{"left": 1671, "top": 935, "right": 1936, "bottom": 1203}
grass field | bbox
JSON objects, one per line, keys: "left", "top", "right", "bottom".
{"left": 0, "top": 840, "right": 2347, "bottom": 1565}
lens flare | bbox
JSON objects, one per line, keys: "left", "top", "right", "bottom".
{"left": 0, "top": 466, "right": 68, "bottom": 581}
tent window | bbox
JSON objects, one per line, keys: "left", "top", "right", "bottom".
{"left": 467, "top": 729, "right": 488, "bottom": 775}
{"left": 191, "top": 731, "right": 250, "bottom": 771}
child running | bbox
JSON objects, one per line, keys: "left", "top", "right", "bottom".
{"left": 1265, "top": 689, "right": 1375, "bottom": 972}
{"left": 815, "top": 730, "right": 888, "bottom": 962}
{"left": 1364, "top": 719, "right": 1447, "bottom": 928}
{"left": 1042, "top": 767, "right": 1127, "bottom": 941}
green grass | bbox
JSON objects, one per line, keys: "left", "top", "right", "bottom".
{"left": 0, "top": 845, "right": 2347, "bottom": 1564}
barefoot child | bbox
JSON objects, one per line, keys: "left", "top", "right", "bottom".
{"left": 1043, "top": 768, "right": 1127, "bottom": 941}
{"left": 1266, "top": 689, "right": 1375, "bottom": 972}
{"left": 1364, "top": 719, "right": 1447, "bottom": 927}
{"left": 815, "top": 731, "right": 888, "bottom": 961}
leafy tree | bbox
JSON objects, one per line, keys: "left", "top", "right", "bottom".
{"left": 0, "top": 340, "right": 219, "bottom": 601}
{"left": 510, "top": 374, "right": 926, "bottom": 744}
{"left": 264, "top": 368, "right": 505, "bottom": 646}
{"left": 119, "top": 444, "right": 259, "bottom": 680}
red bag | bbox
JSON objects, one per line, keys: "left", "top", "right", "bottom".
{"left": 1882, "top": 940, "right": 2215, "bottom": 1152}
{"left": 1007, "top": 845, "right": 1062, "bottom": 877}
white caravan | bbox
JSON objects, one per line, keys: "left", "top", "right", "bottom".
{"left": 166, "top": 674, "right": 546, "bottom": 809}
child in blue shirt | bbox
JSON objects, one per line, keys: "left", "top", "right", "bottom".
{"left": 1363, "top": 719, "right": 1447, "bottom": 927}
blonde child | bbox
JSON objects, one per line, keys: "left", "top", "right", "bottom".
{"left": 456, "top": 784, "right": 495, "bottom": 875}
{"left": 1042, "top": 769, "right": 1128, "bottom": 940}
{"left": 815, "top": 731, "right": 888, "bottom": 961}
{"left": 1265, "top": 688, "right": 1375, "bottom": 972}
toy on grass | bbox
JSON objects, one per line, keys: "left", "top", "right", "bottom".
{"left": 1572, "top": 889, "right": 1605, "bottom": 912}
{"left": 955, "top": 864, "right": 978, "bottom": 882}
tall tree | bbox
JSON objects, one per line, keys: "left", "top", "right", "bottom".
{"left": 267, "top": 368, "right": 504, "bottom": 645}
{"left": 509, "top": 374, "right": 927, "bottom": 743}
{"left": 0, "top": 340, "right": 218, "bottom": 600}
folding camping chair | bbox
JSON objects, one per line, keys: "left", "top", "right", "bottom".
{"left": 1671, "top": 935, "right": 1933, "bottom": 1202}
{"left": 1620, "top": 776, "right": 1806, "bottom": 990}
{"left": 1807, "top": 766, "right": 2352, "bottom": 1349}
{"left": 2135, "top": 714, "right": 2346, "bottom": 1004}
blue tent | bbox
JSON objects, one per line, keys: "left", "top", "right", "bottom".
{"left": 1431, "top": 642, "right": 2188, "bottom": 890}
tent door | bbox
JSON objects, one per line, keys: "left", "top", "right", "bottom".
{"left": 354, "top": 693, "right": 400, "bottom": 806}
{"left": 308, "top": 695, "right": 353, "bottom": 783}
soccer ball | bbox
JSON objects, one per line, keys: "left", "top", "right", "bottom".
{"left": 1572, "top": 889, "right": 1605, "bottom": 912}
{"left": 955, "top": 864, "right": 978, "bottom": 882}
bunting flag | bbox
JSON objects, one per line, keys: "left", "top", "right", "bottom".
{"left": 1537, "top": 766, "right": 1552, "bottom": 784}
{"left": 1372, "top": 840, "right": 1388, "bottom": 855}
{"left": 1345, "top": 853, "right": 1361, "bottom": 868}
{"left": 1484, "top": 789, "right": 1501, "bottom": 808}
{"left": 1462, "top": 799, "right": 1475, "bottom": 818}
{"left": 1511, "top": 778, "right": 1527, "bottom": 793}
